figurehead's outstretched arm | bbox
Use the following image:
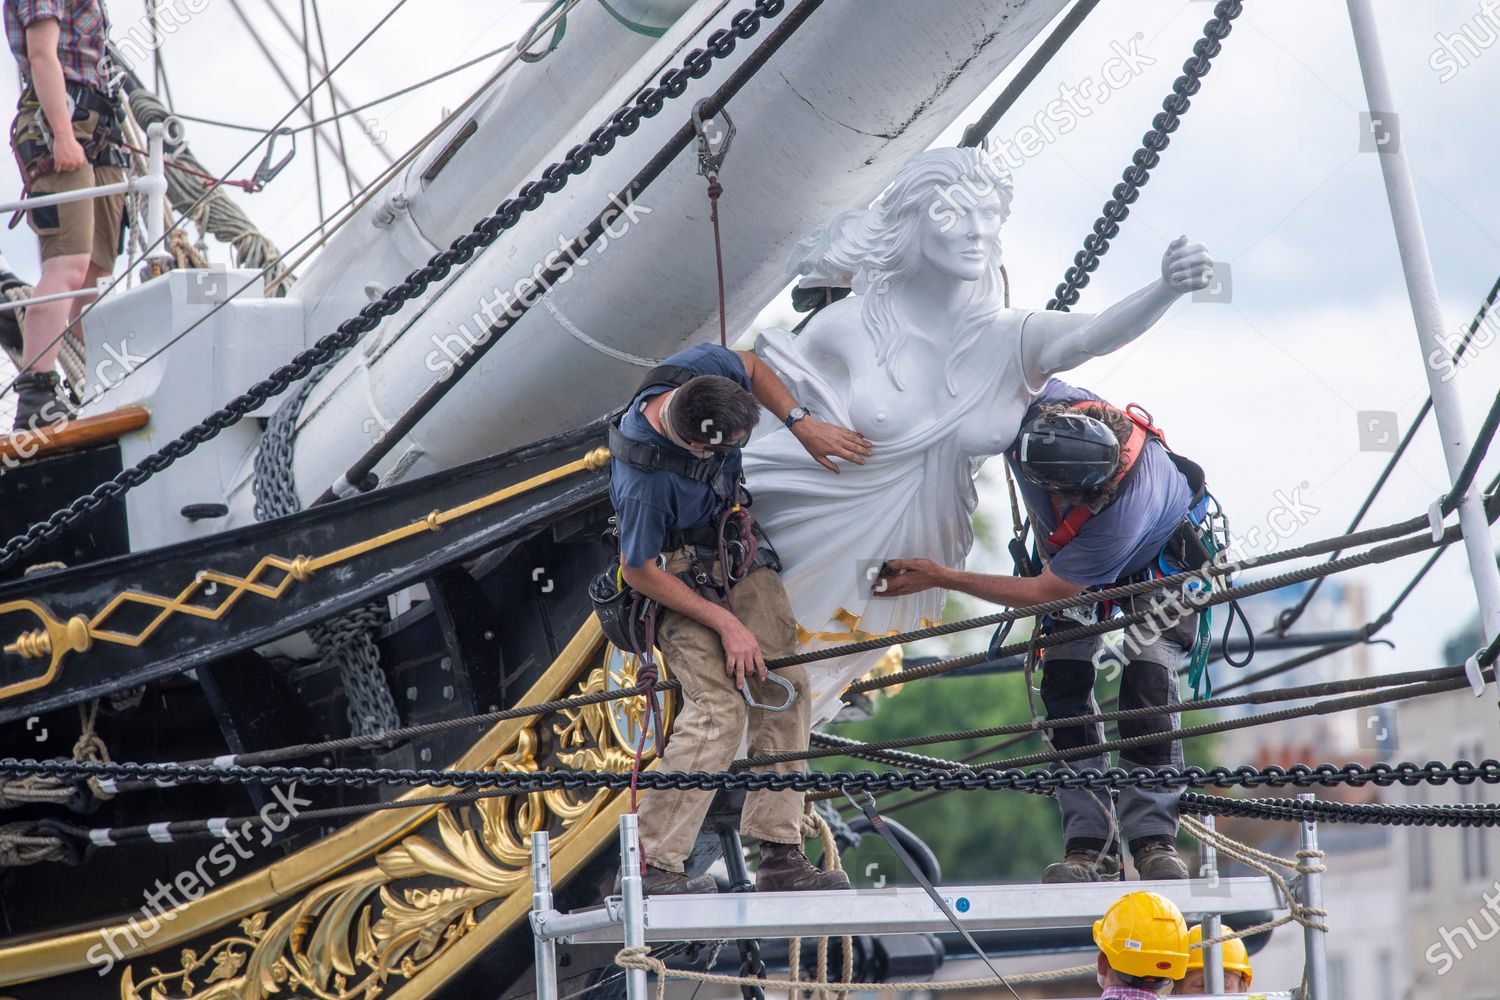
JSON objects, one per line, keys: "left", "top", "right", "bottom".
{"left": 1020, "top": 236, "right": 1214, "bottom": 383}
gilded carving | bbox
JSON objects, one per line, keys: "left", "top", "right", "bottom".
{"left": 120, "top": 640, "right": 670, "bottom": 999}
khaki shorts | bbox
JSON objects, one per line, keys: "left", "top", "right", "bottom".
{"left": 26, "top": 160, "right": 126, "bottom": 270}
{"left": 12, "top": 107, "right": 126, "bottom": 270}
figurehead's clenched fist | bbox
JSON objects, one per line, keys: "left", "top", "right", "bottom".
{"left": 1161, "top": 235, "right": 1214, "bottom": 294}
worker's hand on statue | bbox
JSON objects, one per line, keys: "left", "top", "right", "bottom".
{"left": 52, "top": 133, "right": 87, "bottom": 172}
{"left": 792, "top": 417, "right": 871, "bottom": 474}
{"left": 872, "top": 558, "right": 947, "bottom": 597}
{"left": 1160, "top": 234, "right": 1214, "bottom": 294}
{"left": 717, "top": 617, "right": 766, "bottom": 689}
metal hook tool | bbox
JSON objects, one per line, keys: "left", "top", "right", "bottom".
{"left": 741, "top": 670, "right": 795, "bottom": 712}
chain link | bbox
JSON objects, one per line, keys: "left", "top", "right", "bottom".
{"left": 3, "top": 756, "right": 1496, "bottom": 799}
{"left": 1047, "top": 0, "right": 1242, "bottom": 311}
{"left": 0, "top": 0, "right": 790, "bottom": 572}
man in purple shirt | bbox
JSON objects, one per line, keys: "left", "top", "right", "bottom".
{"left": 5, "top": 0, "right": 128, "bottom": 430}
{"left": 879, "top": 380, "right": 1208, "bottom": 884}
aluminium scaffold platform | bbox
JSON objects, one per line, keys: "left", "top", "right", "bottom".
{"left": 527, "top": 795, "right": 1333, "bottom": 1000}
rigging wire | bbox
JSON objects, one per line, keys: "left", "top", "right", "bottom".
{"left": 308, "top": 0, "right": 359, "bottom": 198}
{"left": 1275, "top": 272, "right": 1500, "bottom": 634}
{"left": 0, "top": 0, "right": 417, "bottom": 403}
{"left": 299, "top": 0, "right": 330, "bottom": 231}
{"left": 164, "top": 41, "right": 516, "bottom": 135}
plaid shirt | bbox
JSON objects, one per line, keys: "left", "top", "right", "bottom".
{"left": 5, "top": 0, "right": 112, "bottom": 95}
{"left": 1100, "top": 987, "right": 1168, "bottom": 1000}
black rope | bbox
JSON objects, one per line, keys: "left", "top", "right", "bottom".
{"left": 1439, "top": 386, "right": 1500, "bottom": 516}
{"left": 842, "top": 504, "right": 1488, "bottom": 692}
{"left": 1046, "top": 0, "right": 1243, "bottom": 311}
{"left": 981, "top": 672, "right": 1481, "bottom": 772}
{"left": 93, "top": 497, "right": 1496, "bottom": 795}
{"left": 735, "top": 663, "right": 1481, "bottom": 770}
{"left": 1275, "top": 273, "right": 1500, "bottom": 634}
{"left": 958, "top": 0, "right": 1101, "bottom": 148}
{"left": 0, "top": 0, "right": 796, "bottom": 571}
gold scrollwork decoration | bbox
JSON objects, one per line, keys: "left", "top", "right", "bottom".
{"left": 119, "top": 634, "right": 670, "bottom": 1000}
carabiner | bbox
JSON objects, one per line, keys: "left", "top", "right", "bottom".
{"left": 742, "top": 670, "right": 796, "bottom": 713}
{"left": 691, "top": 99, "right": 735, "bottom": 179}
{"left": 251, "top": 127, "right": 296, "bottom": 192}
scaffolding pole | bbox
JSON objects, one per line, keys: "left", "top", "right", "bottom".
{"left": 1200, "top": 815, "right": 1226, "bottom": 994}
{"left": 530, "top": 831, "right": 559, "bottom": 1000}
{"left": 1298, "top": 793, "right": 1330, "bottom": 1000}
{"left": 1345, "top": 0, "right": 1500, "bottom": 676}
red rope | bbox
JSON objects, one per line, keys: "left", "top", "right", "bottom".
{"left": 121, "top": 141, "right": 263, "bottom": 192}
{"left": 707, "top": 175, "right": 727, "bottom": 348}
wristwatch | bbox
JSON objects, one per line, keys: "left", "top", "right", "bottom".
{"left": 784, "top": 406, "right": 810, "bottom": 429}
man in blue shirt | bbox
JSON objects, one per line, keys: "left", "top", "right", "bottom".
{"left": 611, "top": 342, "right": 870, "bottom": 894}
{"left": 878, "top": 379, "right": 1204, "bottom": 884}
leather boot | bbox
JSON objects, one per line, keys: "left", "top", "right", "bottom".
{"left": 1132, "top": 839, "right": 1190, "bottom": 880}
{"left": 1041, "top": 847, "right": 1123, "bottom": 884}
{"left": 612, "top": 864, "right": 717, "bottom": 896}
{"left": 755, "top": 842, "right": 852, "bottom": 891}
{"left": 12, "top": 370, "right": 74, "bottom": 431}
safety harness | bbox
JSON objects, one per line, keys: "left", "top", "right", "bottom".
{"left": 1015, "top": 401, "right": 1251, "bottom": 697}
{"left": 9, "top": 81, "right": 129, "bottom": 232}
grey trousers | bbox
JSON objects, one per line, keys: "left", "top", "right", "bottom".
{"left": 1038, "top": 592, "right": 1194, "bottom": 852}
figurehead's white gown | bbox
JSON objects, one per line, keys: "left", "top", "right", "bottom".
{"left": 743, "top": 300, "right": 1044, "bottom": 725}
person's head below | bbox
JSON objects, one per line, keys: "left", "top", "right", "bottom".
{"left": 1016, "top": 402, "right": 1134, "bottom": 508}
{"left": 660, "top": 375, "right": 759, "bottom": 458}
{"left": 1179, "top": 923, "right": 1254, "bottom": 994}
{"left": 1093, "top": 890, "right": 1190, "bottom": 995}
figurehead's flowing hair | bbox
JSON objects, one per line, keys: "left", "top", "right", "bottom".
{"left": 786, "top": 146, "right": 1014, "bottom": 393}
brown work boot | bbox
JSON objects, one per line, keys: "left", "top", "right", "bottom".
{"left": 1041, "top": 847, "right": 1123, "bottom": 884}
{"left": 1132, "top": 839, "right": 1190, "bottom": 880}
{"left": 612, "top": 864, "right": 718, "bottom": 896}
{"left": 755, "top": 842, "right": 852, "bottom": 891}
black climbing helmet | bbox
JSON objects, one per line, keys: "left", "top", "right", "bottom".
{"left": 1016, "top": 411, "right": 1121, "bottom": 493}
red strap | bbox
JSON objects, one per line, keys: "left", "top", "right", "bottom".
{"left": 1045, "top": 402, "right": 1158, "bottom": 550}
{"left": 1047, "top": 500, "right": 1093, "bottom": 548}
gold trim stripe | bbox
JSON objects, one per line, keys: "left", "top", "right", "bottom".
{"left": 0, "top": 447, "right": 610, "bottom": 703}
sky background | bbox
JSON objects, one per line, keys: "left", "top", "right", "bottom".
{"left": 2, "top": 0, "right": 1498, "bottom": 681}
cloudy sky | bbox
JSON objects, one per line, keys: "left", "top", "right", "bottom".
{"left": 2, "top": 0, "right": 1498, "bottom": 679}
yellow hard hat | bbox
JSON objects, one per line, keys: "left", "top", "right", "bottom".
{"left": 1093, "top": 891, "right": 1190, "bottom": 982}
{"left": 1187, "top": 924, "right": 1254, "bottom": 986}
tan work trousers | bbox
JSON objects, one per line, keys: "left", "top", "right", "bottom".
{"left": 636, "top": 559, "right": 812, "bottom": 872}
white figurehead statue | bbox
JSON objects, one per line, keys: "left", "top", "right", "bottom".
{"left": 741, "top": 146, "right": 1214, "bottom": 724}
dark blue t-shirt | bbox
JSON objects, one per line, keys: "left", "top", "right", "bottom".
{"left": 610, "top": 344, "right": 752, "bottom": 567}
{"left": 1006, "top": 380, "right": 1193, "bottom": 586}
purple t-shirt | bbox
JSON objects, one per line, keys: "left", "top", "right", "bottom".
{"left": 1006, "top": 379, "right": 1192, "bottom": 586}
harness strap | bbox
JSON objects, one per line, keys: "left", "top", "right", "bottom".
{"left": 608, "top": 423, "right": 727, "bottom": 485}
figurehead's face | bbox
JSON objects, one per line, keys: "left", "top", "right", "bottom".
{"left": 917, "top": 185, "right": 1005, "bottom": 282}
